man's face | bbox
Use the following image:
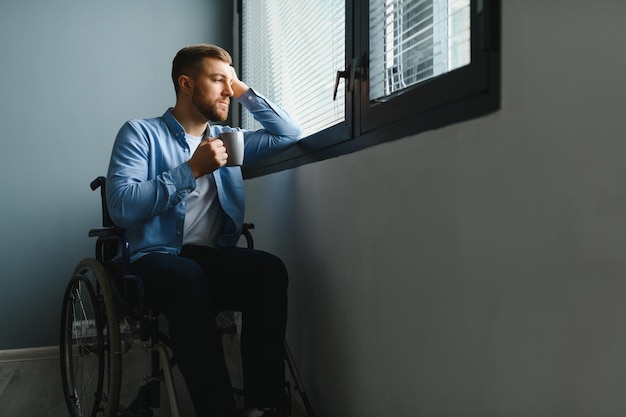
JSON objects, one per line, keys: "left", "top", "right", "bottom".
{"left": 190, "top": 58, "right": 234, "bottom": 122}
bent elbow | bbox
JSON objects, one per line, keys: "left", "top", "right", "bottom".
{"left": 106, "top": 199, "right": 130, "bottom": 228}
{"left": 105, "top": 188, "right": 139, "bottom": 228}
{"left": 291, "top": 124, "right": 304, "bottom": 142}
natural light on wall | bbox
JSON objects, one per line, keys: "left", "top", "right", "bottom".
{"left": 241, "top": 0, "right": 345, "bottom": 137}
{"left": 369, "top": 0, "right": 470, "bottom": 102}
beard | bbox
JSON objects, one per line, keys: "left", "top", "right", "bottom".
{"left": 191, "top": 89, "right": 229, "bottom": 122}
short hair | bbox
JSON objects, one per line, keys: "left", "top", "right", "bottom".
{"left": 171, "top": 43, "right": 233, "bottom": 95}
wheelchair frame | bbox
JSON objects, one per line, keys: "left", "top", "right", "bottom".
{"left": 59, "top": 177, "right": 315, "bottom": 417}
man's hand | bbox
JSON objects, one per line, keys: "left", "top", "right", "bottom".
{"left": 230, "top": 66, "right": 250, "bottom": 99}
{"left": 187, "top": 137, "right": 228, "bottom": 178}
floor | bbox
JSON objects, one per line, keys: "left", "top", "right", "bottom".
{"left": 0, "top": 346, "right": 194, "bottom": 417}
{"left": 0, "top": 346, "right": 308, "bottom": 417}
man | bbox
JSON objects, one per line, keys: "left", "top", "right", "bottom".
{"left": 106, "top": 43, "right": 302, "bottom": 417}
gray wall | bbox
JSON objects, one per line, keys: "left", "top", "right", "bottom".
{"left": 244, "top": 1, "right": 626, "bottom": 416}
{"left": 0, "top": 0, "right": 232, "bottom": 349}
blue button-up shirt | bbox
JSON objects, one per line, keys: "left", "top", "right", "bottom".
{"left": 106, "top": 88, "right": 302, "bottom": 262}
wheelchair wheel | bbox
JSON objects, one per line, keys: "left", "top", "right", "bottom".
{"left": 60, "top": 258, "right": 122, "bottom": 417}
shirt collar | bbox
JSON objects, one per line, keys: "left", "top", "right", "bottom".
{"left": 163, "top": 108, "right": 186, "bottom": 141}
{"left": 163, "top": 107, "right": 213, "bottom": 143}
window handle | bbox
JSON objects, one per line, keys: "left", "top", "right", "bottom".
{"left": 333, "top": 64, "right": 352, "bottom": 101}
{"left": 334, "top": 58, "right": 363, "bottom": 101}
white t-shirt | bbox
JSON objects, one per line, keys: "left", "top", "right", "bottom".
{"left": 182, "top": 133, "right": 225, "bottom": 248}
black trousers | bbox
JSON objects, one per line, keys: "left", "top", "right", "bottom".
{"left": 130, "top": 245, "right": 288, "bottom": 417}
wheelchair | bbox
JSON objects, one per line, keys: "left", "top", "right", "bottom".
{"left": 59, "top": 176, "right": 315, "bottom": 417}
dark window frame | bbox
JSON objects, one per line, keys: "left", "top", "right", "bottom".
{"left": 239, "top": 0, "right": 501, "bottom": 179}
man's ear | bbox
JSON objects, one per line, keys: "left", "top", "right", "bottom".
{"left": 178, "top": 75, "right": 193, "bottom": 94}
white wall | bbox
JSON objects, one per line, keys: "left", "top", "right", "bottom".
{"left": 0, "top": 0, "right": 231, "bottom": 349}
{"left": 245, "top": 1, "right": 626, "bottom": 416}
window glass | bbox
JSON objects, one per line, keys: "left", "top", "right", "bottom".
{"left": 241, "top": 0, "right": 345, "bottom": 137}
{"left": 368, "top": 0, "right": 470, "bottom": 102}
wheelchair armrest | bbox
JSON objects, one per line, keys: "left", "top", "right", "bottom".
{"left": 88, "top": 226, "right": 125, "bottom": 238}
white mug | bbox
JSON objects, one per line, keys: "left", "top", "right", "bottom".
{"left": 219, "top": 131, "right": 244, "bottom": 166}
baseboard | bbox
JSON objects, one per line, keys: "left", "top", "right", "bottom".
{"left": 0, "top": 346, "right": 59, "bottom": 363}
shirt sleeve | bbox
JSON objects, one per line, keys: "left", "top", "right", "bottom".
{"left": 105, "top": 120, "right": 196, "bottom": 228}
{"left": 237, "top": 88, "right": 303, "bottom": 165}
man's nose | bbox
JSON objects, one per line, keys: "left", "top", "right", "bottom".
{"left": 224, "top": 83, "right": 234, "bottom": 97}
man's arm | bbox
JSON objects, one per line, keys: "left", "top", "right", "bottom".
{"left": 105, "top": 120, "right": 195, "bottom": 228}
{"left": 237, "top": 91, "right": 303, "bottom": 165}
{"left": 228, "top": 65, "right": 303, "bottom": 165}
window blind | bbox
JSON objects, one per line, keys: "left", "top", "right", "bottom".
{"left": 369, "top": 0, "right": 470, "bottom": 102}
{"left": 241, "top": 0, "right": 345, "bottom": 138}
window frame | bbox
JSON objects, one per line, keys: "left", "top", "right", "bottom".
{"left": 239, "top": 0, "right": 500, "bottom": 179}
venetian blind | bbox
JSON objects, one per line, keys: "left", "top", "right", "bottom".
{"left": 241, "top": 0, "right": 345, "bottom": 137}
{"left": 369, "top": 0, "right": 470, "bottom": 102}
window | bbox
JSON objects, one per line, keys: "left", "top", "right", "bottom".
{"left": 238, "top": 0, "right": 500, "bottom": 178}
